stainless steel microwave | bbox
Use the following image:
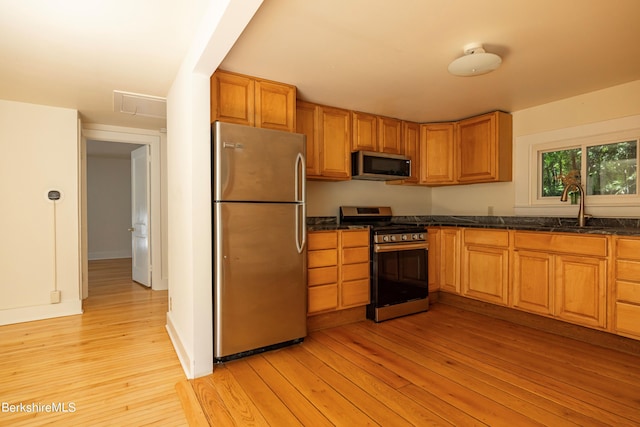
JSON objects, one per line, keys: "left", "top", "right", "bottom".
{"left": 351, "top": 151, "right": 411, "bottom": 181}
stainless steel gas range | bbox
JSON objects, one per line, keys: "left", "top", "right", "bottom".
{"left": 340, "top": 206, "right": 429, "bottom": 322}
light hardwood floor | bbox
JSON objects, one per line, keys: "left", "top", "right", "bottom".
{"left": 0, "top": 258, "right": 188, "bottom": 426}
{"left": 191, "top": 304, "right": 640, "bottom": 426}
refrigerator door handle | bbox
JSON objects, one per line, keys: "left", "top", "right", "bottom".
{"left": 295, "top": 153, "right": 306, "bottom": 203}
{"left": 295, "top": 203, "right": 306, "bottom": 254}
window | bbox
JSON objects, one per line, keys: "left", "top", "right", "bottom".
{"left": 539, "top": 139, "right": 638, "bottom": 200}
{"left": 586, "top": 141, "right": 637, "bottom": 195}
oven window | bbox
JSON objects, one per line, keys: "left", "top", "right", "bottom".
{"left": 376, "top": 248, "right": 428, "bottom": 306}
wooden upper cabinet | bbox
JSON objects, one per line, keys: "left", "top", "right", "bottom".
{"left": 254, "top": 80, "right": 296, "bottom": 131}
{"left": 296, "top": 101, "right": 320, "bottom": 177}
{"left": 420, "top": 123, "right": 456, "bottom": 185}
{"left": 211, "top": 70, "right": 296, "bottom": 132}
{"left": 210, "top": 71, "right": 254, "bottom": 126}
{"left": 377, "top": 116, "right": 403, "bottom": 154}
{"left": 352, "top": 111, "right": 378, "bottom": 151}
{"left": 319, "top": 106, "right": 352, "bottom": 180}
{"left": 457, "top": 111, "right": 512, "bottom": 183}
{"left": 296, "top": 101, "right": 351, "bottom": 180}
{"left": 402, "top": 121, "right": 420, "bottom": 184}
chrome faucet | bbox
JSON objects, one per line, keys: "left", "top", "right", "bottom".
{"left": 559, "top": 170, "right": 590, "bottom": 227}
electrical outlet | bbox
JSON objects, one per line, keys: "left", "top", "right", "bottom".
{"left": 50, "top": 290, "right": 61, "bottom": 304}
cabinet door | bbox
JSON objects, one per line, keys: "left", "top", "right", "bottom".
{"left": 613, "top": 237, "right": 640, "bottom": 338}
{"left": 427, "top": 228, "right": 440, "bottom": 294}
{"left": 352, "top": 111, "right": 378, "bottom": 151}
{"left": 255, "top": 80, "right": 296, "bottom": 132}
{"left": 512, "top": 250, "right": 553, "bottom": 315}
{"left": 402, "top": 121, "right": 420, "bottom": 184}
{"left": 439, "top": 228, "right": 460, "bottom": 293}
{"left": 555, "top": 255, "right": 607, "bottom": 328}
{"left": 341, "top": 279, "right": 370, "bottom": 307}
{"left": 210, "top": 71, "right": 254, "bottom": 125}
{"left": 458, "top": 113, "right": 495, "bottom": 182}
{"left": 378, "top": 116, "right": 402, "bottom": 154}
{"left": 308, "top": 284, "right": 338, "bottom": 313}
{"left": 318, "top": 106, "right": 351, "bottom": 179}
{"left": 457, "top": 111, "right": 512, "bottom": 183}
{"left": 296, "top": 101, "right": 321, "bottom": 177}
{"left": 420, "top": 123, "right": 456, "bottom": 184}
{"left": 462, "top": 245, "right": 509, "bottom": 305}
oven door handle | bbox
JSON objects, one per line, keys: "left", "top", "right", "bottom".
{"left": 374, "top": 242, "right": 429, "bottom": 253}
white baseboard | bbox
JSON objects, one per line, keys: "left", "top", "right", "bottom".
{"left": 0, "top": 300, "right": 83, "bottom": 326}
{"left": 166, "top": 312, "right": 195, "bottom": 379}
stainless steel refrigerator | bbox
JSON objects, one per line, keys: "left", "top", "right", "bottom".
{"left": 212, "top": 121, "right": 307, "bottom": 362}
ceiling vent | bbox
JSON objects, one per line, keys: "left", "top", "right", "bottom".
{"left": 113, "top": 90, "right": 166, "bottom": 119}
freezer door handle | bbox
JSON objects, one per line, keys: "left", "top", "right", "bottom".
{"left": 295, "top": 152, "right": 305, "bottom": 203}
{"left": 295, "top": 203, "right": 306, "bottom": 254}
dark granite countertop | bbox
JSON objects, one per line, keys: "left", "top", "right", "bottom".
{"left": 392, "top": 215, "right": 640, "bottom": 236}
{"left": 306, "top": 217, "right": 369, "bottom": 231}
{"left": 307, "top": 215, "right": 640, "bottom": 236}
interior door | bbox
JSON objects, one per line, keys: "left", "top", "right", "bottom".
{"left": 131, "top": 145, "right": 151, "bottom": 287}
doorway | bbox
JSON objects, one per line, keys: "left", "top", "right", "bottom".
{"left": 81, "top": 126, "right": 166, "bottom": 299}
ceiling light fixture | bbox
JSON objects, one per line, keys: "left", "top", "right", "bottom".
{"left": 448, "top": 43, "right": 502, "bottom": 77}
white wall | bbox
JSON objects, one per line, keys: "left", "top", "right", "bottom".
{"left": 0, "top": 100, "right": 82, "bottom": 324}
{"left": 307, "top": 180, "right": 431, "bottom": 217}
{"left": 429, "top": 80, "right": 640, "bottom": 217}
{"left": 87, "top": 155, "right": 132, "bottom": 260}
{"left": 165, "top": 0, "right": 263, "bottom": 379}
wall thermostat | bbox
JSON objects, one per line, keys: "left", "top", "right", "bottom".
{"left": 47, "top": 190, "right": 62, "bottom": 201}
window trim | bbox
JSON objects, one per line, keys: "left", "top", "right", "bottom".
{"left": 515, "top": 114, "right": 640, "bottom": 217}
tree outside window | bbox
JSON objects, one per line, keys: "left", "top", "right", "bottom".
{"left": 540, "top": 140, "right": 637, "bottom": 198}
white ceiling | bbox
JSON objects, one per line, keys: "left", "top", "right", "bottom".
{"left": 2, "top": 0, "right": 640, "bottom": 130}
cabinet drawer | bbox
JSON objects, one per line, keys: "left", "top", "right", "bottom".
{"left": 308, "top": 284, "right": 338, "bottom": 314}
{"left": 617, "top": 260, "right": 640, "bottom": 282}
{"left": 341, "top": 279, "right": 370, "bottom": 307}
{"left": 464, "top": 229, "right": 509, "bottom": 247}
{"left": 342, "top": 262, "right": 369, "bottom": 281}
{"left": 308, "top": 249, "right": 337, "bottom": 268}
{"left": 342, "top": 246, "right": 369, "bottom": 264}
{"left": 308, "top": 266, "right": 338, "bottom": 287}
{"left": 616, "top": 237, "right": 640, "bottom": 260}
{"left": 308, "top": 232, "right": 338, "bottom": 250}
{"left": 615, "top": 302, "right": 640, "bottom": 337}
{"left": 341, "top": 230, "right": 370, "bottom": 248}
{"left": 617, "top": 280, "right": 640, "bottom": 304}
{"left": 514, "top": 232, "right": 607, "bottom": 257}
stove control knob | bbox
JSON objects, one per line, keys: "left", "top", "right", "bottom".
{"left": 383, "top": 235, "right": 389, "bottom": 242}
{"left": 390, "top": 235, "right": 396, "bottom": 241}
{"left": 419, "top": 233, "right": 425, "bottom": 239}
{"left": 402, "top": 235, "right": 408, "bottom": 241}
{"left": 412, "top": 234, "right": 418, "bottom": 240}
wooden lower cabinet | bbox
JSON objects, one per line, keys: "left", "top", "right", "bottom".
{"left": 554, "top": 254, "right": 607, "bottom": 328}
{"left": 512, "top": 231, "right": 608, "bottom": 329}
{"left": 613, "top": 236, "right": 640, "bottom": 339}
{"left": 307, "top": 229, "right": 370, "bottom": 315}
{"left": 439, "top": 228, "right": 461, "bottom": 294}
{"left": 461, "top": 229, "right": 509, "bottom": 305}
{"left": 512, "top": 250, "right": 553, "bottom": 315}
